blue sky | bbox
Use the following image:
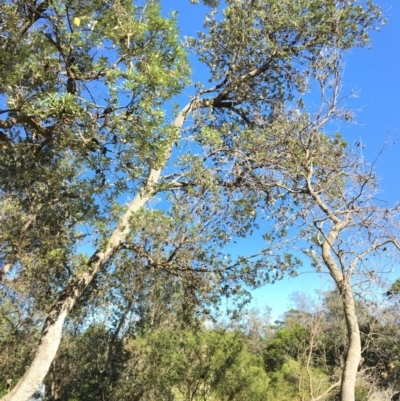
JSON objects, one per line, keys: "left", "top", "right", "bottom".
{"left": 161, "top": 0, "right": 400, "bottom": 319}
{"left": 341, "top": 2, "right": 400, "bottom": 199}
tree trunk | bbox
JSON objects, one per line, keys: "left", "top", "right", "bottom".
{"left": 319, "top": 221, "right": 361, "bottom": 401}
{"left": 0, "top": 171, "right": 161, "bottom": 401}
{"left": 0, "top": 105, "right": 192, "bottom": 401}
{"left": 339, "top": 282, "right": 361, "bottom": 401}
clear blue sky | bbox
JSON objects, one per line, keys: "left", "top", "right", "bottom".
{"left": 161, "top": 0, "right": 400, "bottom": 319}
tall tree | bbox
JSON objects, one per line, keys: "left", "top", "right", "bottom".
{"left": 0, "top": 0, "right": 384, "bottom": 399}
{"left": 224, "top": 74, "right": 400, "bottom": 400}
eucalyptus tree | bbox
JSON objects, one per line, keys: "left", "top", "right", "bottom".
{"left": 219, "top": 67, "right": 400, "bottom": 401}
{"left": 0, "top": 0, "right": 384, "bottom": 399}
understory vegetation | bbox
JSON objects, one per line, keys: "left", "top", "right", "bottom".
{"left": 2, "top": 283, "right": 400, "bottom": 401}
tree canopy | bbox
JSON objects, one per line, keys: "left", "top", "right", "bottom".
{"left": 0, "top": 1, "right": 397, "bottom": 401}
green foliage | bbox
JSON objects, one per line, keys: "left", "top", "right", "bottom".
{"left": 0, "top": 295, "right": 42, "bottom": 395}
{"left": 0, "top": 0, "right": 191, "bottom": 316}
{"left": 42, "top": 323, "right": 128, "bottom": 401}
{"left": 3, "top": 279, "right": 400, "bottom": 400}
{"left": 354, "top": 385, "right": 369, "bottom": 401}
{"left": 186, "top": 0, "right": 383, "bottom": 105}
{"left": 386, "top": 277, "right": 400, "bottom": 298}
{"left": 266, "top": 359, "right": 332, "bottom": 401}
{"left": 113, "top": 326, "right": 268, "bottom": 401}
{"left": 264, "top": 323, "right": 309, "bottom": 371}
{"left": 0, "top": 0, "right": 393, "bottom": 400}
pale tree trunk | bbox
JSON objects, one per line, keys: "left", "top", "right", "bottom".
{"left": 319, "top": 219, "right": 361, "bottom": 401}
{"left": 1, "top": 105, "right": 192, "bottom": 401}
{"left": 339, "top": 282, "right": 361, "bottom": 401}
{"left": 1, "top": 178, "right": 155, "bottom": 401}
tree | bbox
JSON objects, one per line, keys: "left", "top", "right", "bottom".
{"left": 223, "top": 70, "right": 400, "bottom": 400}
{"left": 0, "top": 0, "right": 385, "bottom": 399}
{"left": 284, "top": 131, "right": 400, "bottom": 401}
